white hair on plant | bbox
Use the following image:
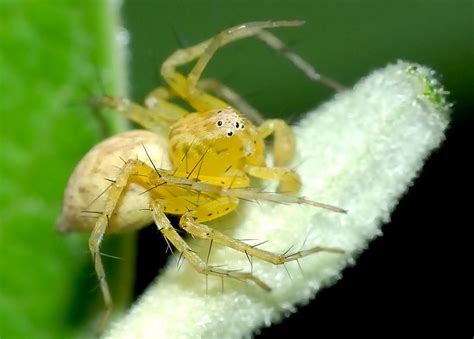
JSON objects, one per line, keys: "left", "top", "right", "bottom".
{"left": 104, "top": 61, "right": 450, "bottom": 339}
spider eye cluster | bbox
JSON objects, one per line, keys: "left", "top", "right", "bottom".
{"left": 214, "top": 108, "right": 245, "bottom": 137}
{"left": 216, "top": 120, "right": 244, "bottom": 129}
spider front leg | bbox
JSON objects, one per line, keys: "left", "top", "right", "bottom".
{"left": 161, "top": 20, "right": 304, "bottom": 112}
{"left": 178, "top": 197, "right": 343, "bottom": 277}
{"left": 149, "top": 199, "right": 271, "bottom": 291}
{"left": 145, "top": 78, "right": 265, "bottom": 124}
{"left": 88, "top": 159, "right": 158, "bottom": 328}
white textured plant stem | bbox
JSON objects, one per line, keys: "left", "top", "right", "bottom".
{"left": 105, "top": 61, "right": 450, "bottom": 338}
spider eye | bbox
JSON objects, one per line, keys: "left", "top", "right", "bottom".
{"left": 235, "top": 122, "right": 239, "bottom": 128}
{"left": 227, "top": 131, "right": 233, "bottom": 136}
{"left": 241, "top": 124, "right": 244, "bottom": 129}
{"left": 217, "top": 120, "right": 223, "bottom": 126}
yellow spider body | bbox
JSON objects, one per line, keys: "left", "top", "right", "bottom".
{"left": 58, "top": 20, "right": 345, "bottom": 329}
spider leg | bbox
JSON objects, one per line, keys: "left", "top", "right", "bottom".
{"left": 179, "top": 197, "right": 343, "bottom": 269}
{"left": 255, "top": 30, "right": 346, "bottom": 92}
{"left": 149, "top": 199, "right": 271, "bottom": 291}
{"left": 244, "top": 164, "right": 301, "bottom": 192}
{"left": 152, "top": 174, "right": 346, "bottom": 214}
{"left": 98, "top": 95, "right": 188, "bottom": 134}
{"left": 220, "top": 188, "right": 347, "bottom": 214}
{"left": 161, "top": 20, "right": 304, "bottom": 112}
{"left": 88, "top": 213, "right": 112, "bottom": 331}
{"left": 142, "top": 80, "right": 264, "bottom": 127}
{"left": 143, "top": 85, "right": 189, "bottom": 121}
{"left": 257, "top": 119, "right": 296, "bottom": 166}
{"left": 88, "top": 159, "right": 161, "bottom": 329}
{"left": 198, "top": 78, "right": 264, "bottom": 124}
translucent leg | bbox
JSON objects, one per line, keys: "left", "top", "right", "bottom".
{"left": 88, "top": 159, "right": 157, "bottom": 330}
{"left": 255, "top": 30, "right": 346, "bottom": 92}
{"left": 220, "top": 188, "right": 347, "bottom": 214}
{"left": 143, "top": 80, "right": 264, "bottom": 124}
{"left": 244, "top": 164, "right": 301, "bottom": 192}
{"left": 99, "top": 95, "right": 188, "bottom": 133}
{"left": 186, "top": 21, "right": 304, "bottom": 95}
{"left": 258, "top": 119, "right": 296, "bottom": 166}
{"left": 149, "top": 173, "right": 347, "bottom": 214}
{"left": 161, "top": 20, "right": 304, "bottom": 111}
{"left": 198, "top": 78, "right": 264, "bottom": 124}
{"left": 149, "top": 199, "right": 271, "bottom": 291}
{"left": 179, "top": 197, "right": 343, "bottom": 267}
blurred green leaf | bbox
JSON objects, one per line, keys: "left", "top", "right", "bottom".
{"left": 0, "top": 1, "right": 128, "bottom": 337}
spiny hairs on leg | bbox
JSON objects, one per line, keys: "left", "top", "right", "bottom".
{"left": 153, "top": 172, "right": 347, "bottom": 214}
{"left": 144, "top": 166, "right": 347, "bottom": 214}
{"left": 222, "top": 188, "right": 347, "bottom": 214}
{"left": 138, "top": 144, "right": 346, "bottom": 214}
{"left": 163, "top": 20, "right": 305, "bottom": 93}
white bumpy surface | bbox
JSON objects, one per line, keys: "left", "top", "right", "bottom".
{"left": 105, "top": 61, "right": 450, "bottom": 338}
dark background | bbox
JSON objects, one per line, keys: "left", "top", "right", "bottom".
{"left": 122, "top": 0, "right": 472, "bottom": 337}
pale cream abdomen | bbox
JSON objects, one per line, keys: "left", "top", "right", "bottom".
{"left": 57, "top": 130, "right": 171, "bottom": 234}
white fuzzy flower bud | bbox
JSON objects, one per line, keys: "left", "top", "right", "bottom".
{"left": 105, "top": 61, "right": 450, "bottom": 339}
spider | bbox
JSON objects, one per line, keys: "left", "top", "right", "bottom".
{"left": 57, "top": 20, "right": 346, "bottom": 327}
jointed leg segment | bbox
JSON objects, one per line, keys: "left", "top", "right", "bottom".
{"left": 179, "top": 199, "right": 343, "bottom": 272}
{"left": 88, "top": 214, "right": 112, "bottom": 330}
{"left": 245, "top": 164, "right": 301, "bottom": 192}
{"left": 100, "top": 20, "right": 344, "bottom": 135}
{"left": 88, "top": 159, "right": 162, "bottom": 325}
{"left": 160, "top": 19, "right": 344, "bottom": 115}
{"left": 161, "top": 21, "right": 304, "bottom": 112}
{"left": 149, "top": 200, "right": 271, "bottom": 291}
{"left": 99, "top": 94, "right": 188, "bottom": 134}
{"left": 258, "top": 119, "right": 296, "bottom": 166}
{"left": 198, "top": 78, "right": 264, "bottom": 124}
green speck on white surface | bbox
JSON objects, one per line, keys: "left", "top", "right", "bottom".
{"left": 406, "top": 63, "right": 451, "bottom": 113}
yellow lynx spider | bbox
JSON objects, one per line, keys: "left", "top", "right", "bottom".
{"left": 58, "top": 20, "right": 346, "bottom": 327}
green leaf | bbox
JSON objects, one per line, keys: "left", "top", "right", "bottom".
{"left": 0, "top": 1, "right": 128, "bottom": 337}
